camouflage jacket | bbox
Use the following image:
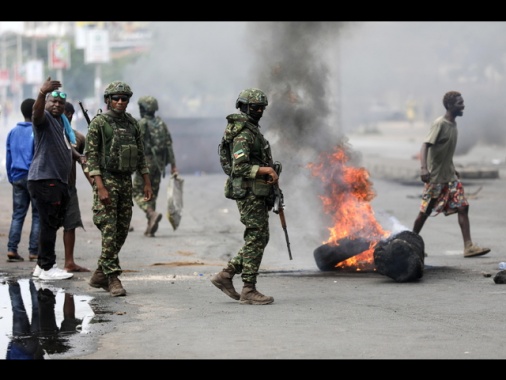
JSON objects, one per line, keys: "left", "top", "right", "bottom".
{"left": 225, "top": 113, "right": 272, "bottom": 180}
{"left": 138, "top": 114, "right": 175, "bottom": 174}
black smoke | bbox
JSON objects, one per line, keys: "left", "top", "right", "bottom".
{"left": 247, "top": 22, "right": 354, "bottom": 177}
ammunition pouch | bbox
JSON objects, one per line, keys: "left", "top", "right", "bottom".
{"left": 224, "top": 177, "right": 247, "bottom": 200}
{"left": 107, "top": 143, "right": 138, "bottom": 174}
{"left": 251, "top": 178, "right": 271, "bottom": 197}
{"left": 224, "top": 176, "right": 273, "bottom": 200}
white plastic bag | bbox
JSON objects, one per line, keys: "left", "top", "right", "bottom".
{"left": 167, "top": 173, "right": 184, "bottom": 230}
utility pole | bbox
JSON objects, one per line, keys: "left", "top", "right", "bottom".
{"left": 15, "top": 33, "right": 22, "bottom": 108}
{"left": 1, "top": 33, "right": 7, "bottom": 121}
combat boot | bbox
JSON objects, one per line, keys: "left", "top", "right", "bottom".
{"left": 144, "top": 211, "right": 151, "bottom": 236}
{"left": 145, "top": 209, "right": 162, "bottom": 237}
{"left": 211, "top": 267, "right": 240, "bottom": 300}
{"left": 240, "top": 282, "right": 274, "bottom": 305}
{"left": 108, "top": 274, "right": 127, "bottom": 297}
{"left": 89, "top": 267, "right": 109, "bottom": 291}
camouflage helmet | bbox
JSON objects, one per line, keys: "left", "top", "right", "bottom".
{"left": 235, "top": 88, "right": 268, "bottom": 109}
{"left": 138, "top": 96, "right": 159, "bottom": 112}
{"left": 103, "top": 81, "right": 133, "bottom": 99}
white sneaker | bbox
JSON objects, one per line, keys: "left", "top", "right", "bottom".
{"left": 33, "top": 263, "right": 56, "bottom": 278}
{"left": 39, "top": 266, "right": 73, "bottom": 280}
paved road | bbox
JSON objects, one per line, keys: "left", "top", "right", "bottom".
{"left": 1, "top": 122, "right": 506, "bottom": 359}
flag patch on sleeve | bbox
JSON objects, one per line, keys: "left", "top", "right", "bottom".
{"left": 234, "top": 149, "right": 245, "bottom": 159}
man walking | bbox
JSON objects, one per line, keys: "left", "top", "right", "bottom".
{"left": 211, "top": 88, "right": 278, "bottom": 305}
{"left": 132, "top": 95, "right": 177, "bottom": 237}
{"left": 412, "top": 90, "right": 490, "bottom": 258}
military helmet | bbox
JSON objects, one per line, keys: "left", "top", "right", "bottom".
{"left": 235, "top": 88, "right": 268, "bottom": 109}
{"left": 104, "top": 81, "right": 133, "bottom": 99}
{"left": 138, "top": 96, "right": 159, "bottom": 112}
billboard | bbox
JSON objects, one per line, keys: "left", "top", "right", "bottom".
{"left": 48, "top": 41, "right": 71, "bottom": 70}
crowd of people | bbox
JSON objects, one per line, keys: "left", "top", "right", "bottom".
{"left": 4, "top": 77, "right": 176, "bottom": 297}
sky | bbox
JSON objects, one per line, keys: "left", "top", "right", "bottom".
{"left": 0, "top": 22, "right": 23, "bottom": 34}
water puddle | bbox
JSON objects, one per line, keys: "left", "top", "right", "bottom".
{"left": 0, "top": 277, "right": 94, "bottom": 360}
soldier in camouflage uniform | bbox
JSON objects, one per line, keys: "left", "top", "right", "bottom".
{"left": 132, "top": 96, "right": 177, "bottom": 237}
{"left": 85, "top": 81, "right": 153, "bottom": 297}
{"left": 211, "top": 88, "right": 279, "bottom": 305}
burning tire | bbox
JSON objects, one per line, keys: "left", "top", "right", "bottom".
{"left": 373, "top": 230, "right": 425, "bottom": 282}
{"left": 313, "top": 238, "right": 371, "bottom": 271}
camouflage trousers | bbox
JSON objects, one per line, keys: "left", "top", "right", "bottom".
{"left": 132, "top": 167, "right": 162, "bottom": 214}
{"left": 92, "top": 172, "right": 133, "bottom": 276}
{"left": 228, "top": 192, "right": 270, "bottom": 284}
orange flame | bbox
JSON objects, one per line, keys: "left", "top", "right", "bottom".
{"left": 308, "top": 142, "right": 390, "bottom": 270}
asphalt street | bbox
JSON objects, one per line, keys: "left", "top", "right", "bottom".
{"left": 1, "top": 121, "right": 506, "bottom": 360}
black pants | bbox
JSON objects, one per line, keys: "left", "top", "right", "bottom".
{"left": 28, "top": 179, "right": 70, "bottom": 270}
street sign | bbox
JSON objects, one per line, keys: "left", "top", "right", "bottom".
{"left": 24, "top": 60, "right": 44, "bottom": 85}
{"left": 49, "top": 41, "right": 71, "bottom": 70}
{"left": 85, "top": 29, "right": 110, "bottom": 64}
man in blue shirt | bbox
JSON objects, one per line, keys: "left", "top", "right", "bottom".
{"left": 6, "top": 98, "right": 40, "bottom": 263}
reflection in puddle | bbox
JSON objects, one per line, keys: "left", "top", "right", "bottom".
{"left": 0, "top": 277, "right": 94, "bottom": 360}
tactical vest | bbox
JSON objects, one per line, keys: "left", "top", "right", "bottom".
{"left": 96, "top": 113, "right": 139, "bottom": 174}
{"left": 220, "top": 113, "right": 272, "bottom": 199}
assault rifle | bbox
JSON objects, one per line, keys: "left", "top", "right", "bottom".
{"left": 79, "top": 101, "right": 102, "bottom": 126}
{"left": 78, "top": 101, "right": 91, "bottom": 125}
{"left": 272, "top": 162, "right": 293, "bottom": 260}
